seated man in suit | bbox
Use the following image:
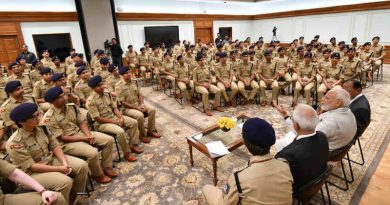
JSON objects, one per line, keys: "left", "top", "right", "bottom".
{"left": 275, "top": 104, "right": 329, "bottom": 193}
{"left": 202, "top": 118, "right": 293, "bottom": 205}
{"left": 342, "top": 80, "right": 371, "bottom": 138}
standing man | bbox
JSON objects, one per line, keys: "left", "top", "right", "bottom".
{"left": 202, "top": 117, "right": 293, "bottom": 205}
{"left": 17, "top": 44, "right": 37, "bottom": 64}
{"left": 6, "top": 103, "right": 88, "bottom": 205}
{"left": 215, "top": 33, "right": 222, "bottom": 45}
{"left": 86, "top": 75, "right": 141, "bottom": 162}
{"left": 42, "top": 87, "right": 117, "bottom": 183}
{"left": 116, "top": 66, "right": 161, "bottom": 141}
{"left": 110, "top": 38, "right": 124, "bottom": 67}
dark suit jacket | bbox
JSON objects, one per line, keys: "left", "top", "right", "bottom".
{"left": 349, "top": 94, "right": 371, "bottom": 138}
{"left": 275, "top": 131, "right": 329, "bottom": 193}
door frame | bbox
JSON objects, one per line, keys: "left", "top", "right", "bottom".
{"left": 193, "top": 20, "right": 214, "bottom": 45}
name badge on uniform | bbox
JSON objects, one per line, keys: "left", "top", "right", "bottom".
{"left": 224, "top": 183, "right": 230, "bottom": 194}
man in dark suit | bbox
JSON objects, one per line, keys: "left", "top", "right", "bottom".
{"left": 342, "top": 79, "right": 371, "bottom": 138}
{"left": 275, "top": 103, "right": 329, "bottom": 193}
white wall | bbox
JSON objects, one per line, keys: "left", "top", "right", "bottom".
{"left": 118, "top": 21, "right": 194, "bottom": 52}
{"left": 0, "top": 0, "right": 76, "bottom": 11}
{"left": 20, "top": 22, "right": 85, "bottom": 57}
{"left": 253, "top": 9, "right": 390, "bottom": 45}
{"left": 213, "top": 20, "right": 255, "bottom": 42}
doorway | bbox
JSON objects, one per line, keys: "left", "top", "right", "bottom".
{"left": 0, "top": 35, "right": 20, "bottom": 67}
{"left": 219, "top": 27, "right": 232, "bottom": 40}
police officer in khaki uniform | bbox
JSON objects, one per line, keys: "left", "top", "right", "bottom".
{"left": 30, "top": 59, "right": 43, "bottom": 84}
{"left": 17, "top": 56, "right": 32, "bottom": 74}
{"left": 40, "top": 50, "right": 56, "bottom": 70}
{"left": 160, "top": 53, "right": 176, "bottom": 86}
{"left": 150, "top": 46, "right": 163, "bottom": 88}
{"left": 52, "top": 56, "right": 65, "bottom": 74}
{"left": 174, "top": 55, "right": 193, "bottom": 102}
{"left": 66, "top": 53, "right": 80, "bottom": 77}
{"left": 0, "top": 66, "right": 7, "bottom": 106}
{"left": 359, "top": 42, "right": 374, "bottom": 84}
{"left": 202, "top": 117, "right": 293, "bottom": 205}
{"left": 193, "top": 53, "right": 224, "bottom": 116}
{"left": 293, "top": 52, "right": 316, "bottom": 106}
{"left": 7, "top": 62, "right": 33, "bottom": 96}
{"left": 125, "top": 45, "right": 139, "bottom": 76}
{"left": 91, "top": 50, "right": 105, "bottom": 75}
{"left": 258, "top": 50, "right": 279, "bottom": 106}
{"left": 317, "top": 52, "right": 343, "bottom": 102}
{"left": 74, "top": 67, "right": 92, "bottom": 106}
{"left": 329, "top": 37, "right": 338, "bottom": 52}
{"left": 106, "top": 64, "right": 121, "bottom": 97}
{"left": 65, "top": 48, "right": 76, "bottom": 68}
{"left": 33, "top": 67, "right": 53, "bottom": 111}
{"left": 237, "top": 51, "right": 259, "bottom": 104}
{"left": 228, "top": 51, "right": 241, "bottom": 81}
{"left": 1, "top": 81, "right": 36, "bottom": 131}
{"left": 116, "top": 66, "right": 161, "bottom": 141}
{"left": 274, "top": 47, "right": 292, "bottom": 94}
{"left": 341, "top": 47, "right": 361, "bottom": 81}
{"left": 0, "top": 159, "right": 67, "bottom": 205}
{"left": 370, "top": 36, "right": 386, "bottom": 73}
{"left": 42, "top": 87, "right": 117, "bottom": 184}
{"left": 86, "top": 75, "right": 141, "bottom": 162}
{"left": 317, "top": 49, "right": 332, "bottom": 84}
{"left": 6, "top": 103, "right": 88, "bottom": 205}
{"left": 96, "top": 57, "right": 111, "bottom": 81}
{"left": 138, "top": 47, "right": 151, "bottom": 83}
{"left": 215, "top": 52, "right": 238, "bottom": 107}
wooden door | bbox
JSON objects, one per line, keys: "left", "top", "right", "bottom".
{"left": 195, "top": 28, "right": 213, "bottom": 44}
{"left": 0, "top": 35, "right": 20, "bottom": 66}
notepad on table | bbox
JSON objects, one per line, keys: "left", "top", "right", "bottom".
{"left": 205, "top": 141, "right": 230, "bottom": 158}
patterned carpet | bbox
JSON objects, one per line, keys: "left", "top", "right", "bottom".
{"left": 82, "top": 66, "right": 390, "bottom": 205}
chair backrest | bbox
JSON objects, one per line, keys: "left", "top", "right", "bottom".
{"left": 294, "top": 164, "right": 333, "bottom": 203}
{"left": 328, "top": 140, "right": 354, "bottom": 162}
{"left": 86, "top": 112, "right": 95, "bottom": 131}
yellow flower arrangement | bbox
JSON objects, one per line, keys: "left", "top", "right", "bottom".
{"left": 217, "top": 117, "right": 236, "bottom": 131}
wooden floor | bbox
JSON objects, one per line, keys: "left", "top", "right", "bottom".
{"left": 360, "top": 142, "right": 390, "bottom": 204}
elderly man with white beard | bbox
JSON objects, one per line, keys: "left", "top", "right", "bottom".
{"left": 273, "top": 87, "right": 357, "bottom": 153}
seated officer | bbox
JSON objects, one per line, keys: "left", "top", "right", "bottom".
{"left": 86, "top": 75, "right": 141, "bottom": 162}
{"left": 6, "top": 103, "right": 88, "bottom": 205}
{"left": 52, "top": 72, "right": 81, "bottom": 107}
{"left": 7, "top": 62, "right": 33, "bottom": 96}
{"left": 341, "top": 47, "right": 361, "bottom": 81}
{"left": 116, "top": 67, "right": 161, "bottom": 140}
{"left": 40, "top": 49, "right": 55, "bottom": 70}
{"left": 258, "top": 50, "right": 279, "bottom": 106}
{"left": 0, "top": 158, "right": 66, "bottom": 205}
{"left": 137, "top": 47, "right": 151, "bottom": 82}
{"left": 237, "top": 51, "right": 259, "bottom": 104}
{"left": 160, "top": 53, "right": 176, "bottom": 86}
{"left": 174, "top": 55, "right": 193, "bottom": 102}
{"left": 74, "top": 66, "right": 92, "bottom": 106}
{"left": 30, "top": 59, "right": 43, "bottom": 84}
{"left": 215, "top": 52, "right": 238, "bottom": 107}
{"left": 317, "top": 52, "right": 343, "bottom": 102}
{"left": 202, "top": 117, "right": 293, "bottom": 205}
{"left": 96, "top": 57, "right": 111, "bottom": 81}
{"left": 274, "top": 47, "right": 292, "bottom": 94}
{"left": 1, "top": 81, "right": 36, "bottom": 131}
{"left": 0, "top": 66, "right": 7, "bottom": 105}
{"left": 193, "top": 53, "right": 224, "bottom": 116}
{"left": 42, "top": 87, "right": 116, "bottom": 184}
{"left": 359, "top": 42, "right": 374, "bottom": 84}
{"left": 52, "top": 56, "right": 65, "bottom": 74}
{"left": 106, "top": 64, "right": 120, "bottom": 97}
{"left": 125, "top": 45, "right": 138, "bottom": 76}
{"left": 292, "top": 52, "right": 316, "bottom": 106}
{"left": 370, "top": 36, "right": 386, "bottom": 74}
{"left": 33, "top": 67, "right": 53, "bottom": 111}
{"left": 17, "top": 56, "right": 31, "bottom": 73}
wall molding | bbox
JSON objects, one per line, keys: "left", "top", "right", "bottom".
{"left": 117, "top": 13, "right": 253, "bottom": 21}
{"left": 0, "top": 12, "right": 78, "bottom": 22}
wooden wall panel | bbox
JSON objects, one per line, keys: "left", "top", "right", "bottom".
{"left": 0, "top": 12, "right": 78, "bottom": 22}
{"left": 384, "top": 46, "right": 390, "bottom": 64}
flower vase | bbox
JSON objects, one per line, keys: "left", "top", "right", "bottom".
{"left": 221, "top": 127, "right": 230, "bottom": 132}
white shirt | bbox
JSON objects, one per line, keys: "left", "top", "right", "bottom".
{"left": 275, "top": 129, "right": 316, "bottom": 153}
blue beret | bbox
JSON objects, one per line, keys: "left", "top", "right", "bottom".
{"left": 241, "top": 51, "right": 249, "bottom": 56}
{"left": 71, "top": 53, "right": 78, "bottom": 58}
{"left": 88, "top": 75, "right": 103, "bottom": 88}
{"left": 44, "top": 86, "right": 64, "bottom": 102}
{"left": 242, "top": 118, "right": 275, "bottom": 148}
{"left": 93, "top": 49, "right": 99, "bottom": 55}
{"left": 263, "top": 50, "right": 272, "bottom": 57}
{"left": 330, "top": 37, "right": 336, "bottom": 41}
{"left": 330, "top": 52, "right": 340, "bottom": 59}
{"left": 16, "top": 56, "right": 26, "bottom": 61}
{"left": 5, "top": 80, "right": 22, "bottom": 93}
{"left": 176, "top": 55, "right": 183, "bottom": 61}
{"left": 51, "top": 73, "right": 64, "bottom": 82}
{"left": 8, "top": 62, "right": 19, "bottom": 70}
{"left": 108, "top": 64, "right": 116, "bottom": 72}
{"left": 97, "top": 50, "right": 104, "bottom": 55}
{"left": 52, "top": 56, "right": 60, "bottom": 61}
{"left": 304, "top": 52, "right": 313, "bottom": 58}
{"left": 74, "top": 62, "right": 86, "bottom": 67}
{"left": 39, "top": 67, "right": 52, "bottom": 75}
{"left": 10, "top": 103, "right": 38, "bottom": 122}
{"left": 118, "top": 66, "right": 129, "bottom": 75}
{"left": 41, "top": 49, "right": 49, "bottom": 53}
{"left": 76, "top": 66, "right": 87, "bottom": 76}
{"left": 99, "top": 57, "right": 109, "bottom": 65}
{"left": 219, "top": 52, "right": 227, "bottom": 58}
{"left": 32, "top": 59, "right": 40, "bottom": 67}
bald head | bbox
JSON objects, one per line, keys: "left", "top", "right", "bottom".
{"left": 292, "top": 104, "right": 319, "bottom": 132}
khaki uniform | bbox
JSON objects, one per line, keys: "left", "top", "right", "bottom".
{"left": 74, "top": 79, "right": 92, "bottom": 104}
{"left": 358, "top": 50, "right": 374, "bottom": 83}
{"left": 30, "top": 69, "right": 41, "bottom": 84}
{"left": 137, "top": 54, "right": 151, "bottom": 81}
{"left": 0, "top": 96, "right": 36, "bottom": 128}
{"left": 0, "top": 74, "right": 7, "bottom": 105}
{"left": 341, "top": 58, "right": 361, "bottom": 81}
{"left": 116, "top": 79, "right": 157, "bottom": 137}
{"left": 237, "top": 62, "right": 259, "bottom": 100}
{"left": 215, "top": 63, "right": 238, "bottom": 103}
{"left": 8, "top": 74, "right": 33, "bottom": 96}
{"left": 95, "top": 68, "right": 110, "bottom": 81}
{"left": 274, "top": 56, "right": 292, "bottom": 89}
{"left": 20, "top": 64, "right": 32, "bottom": 74}
{"left": 317, "top": 59, "right": 332, "bottom": 83}
{"left": 6, "top": 127, "right": 88, "bottom": 204}
{"left": 0, "top": 159, "right": 67, "bottom": 205}
{"left": 86, "top": 92, "right": 139, "bottom": 154}
{"left": 66, "top": 64, "right": 76, "bottom": 76}
{"left": 184, "top": 54, "right": 197, "bottom": 74}
{"left": 53, "top": 64, "right": 66, "bottom": 74}
{"left": 258, "top": 60, "right": 279, "bottom": 102}
{"left": 160, "top": 60, "right": 176, "bottom": 84}
{"left": 125, "top": 51, "right": 138, "bottom": 69}
{"left": 228, "top": 59, "right": 241, "bottom": 81}
{"left": 318, "top": 64, "right": 343, "bottom": 101}
{"left": 40, "top": 58, "right": 55, "bottom": 70}
{"left": 294, "top": 63, "right": 315, "bottom": 104}
{"left": 33, "top": 79, "right": 53, "bottom": 111}
{"left": 150, "top": 55, "right": 163, "bottom": 84}
{"left": 291, "top": 56, "right": 304, "bottom": 84}
{"left": 193, "top": 66, "right": 222, "bottom": 110}
{"left": 65, "top": 56, "right": 73, "bottom": 67}
{"left": 42, "top": 104, "right": 114, "bottom": 177}
{"left": 202, "top": 155, "right": 293, "bottom": 205}
{"left": 175, "top": 63, "right": 193, "bottom": 101}
{"left": 370, "top": 44, "right": 386, "bottom": 72}
{"left": 106, "top": 75, "right": 121, "bottom": 94}
{"left": 329, "top": 44, "right": 339, "bottom": 52}
{"left": 173, "top": 45, "right": 183, "bottom": 55}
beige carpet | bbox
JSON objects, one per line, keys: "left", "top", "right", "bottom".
{"left": 81, "top": 66, "right": 390, "bottom": 205}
